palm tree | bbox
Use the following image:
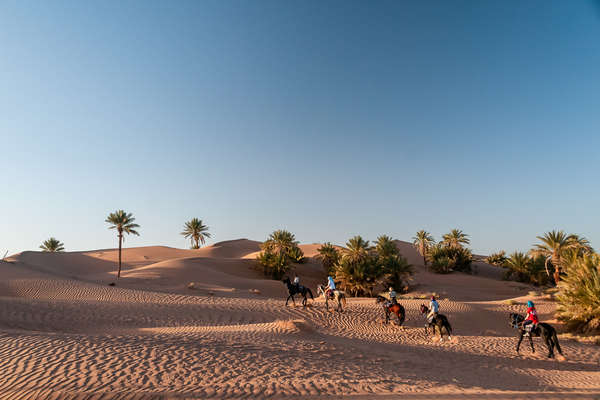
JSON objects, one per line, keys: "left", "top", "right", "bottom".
{"left": 316, "top": 242, "right": 340, "bottom": 275}
{"left": 442, "top": 229, "right": 470, "bottom": 249}
{"left": 105, "top": 210, "right": 140, "bottom": 279}
{"left": 375, "top": 235, "right": 399, "bottom": 258}
{"left": 262, "top": 230, "right": 298, "bottom": 258}
{"left": 181, "top": 218, "right": 211, "bottom": 249}
{"left": 342, "top": 236, "right": 371, "bottom": 265}
{"left": 531, "top": 230, "right": 592, "bottom": 284}
{"left": 40, "top": 237, "right": 65, "bottom": 252}
{"left": 412, "top": 230, "right": 435, "bottom": 267}
{"left": 505, "top": 251, "right": 531, "bottom": 281}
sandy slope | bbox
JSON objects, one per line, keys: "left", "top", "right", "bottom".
{"left": 0, "top": 240, "right": 598, "bottom": 399}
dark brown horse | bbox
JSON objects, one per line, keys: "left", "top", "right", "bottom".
{"left": 376, "top": 295, "right": 405, "bottom": 326}
{"left": 420, "top": 304, "right": 453, "bottom": 341}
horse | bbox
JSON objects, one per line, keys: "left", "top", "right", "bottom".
{"left": 376, "top": 295, "right": 405, "bottom": 326}
{"left": 282, "top": 277, "right": 314, "bottom": 307}
{"left": 317, "top": 284, "right": 346, "bottom": 312}
{"left": 509, "top": 313, "right": 563, "bottom": 358}
{"left": 420, "top": 304, "right": 453, "bottom": 341}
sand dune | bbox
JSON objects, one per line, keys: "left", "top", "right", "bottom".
{"left": 0, "top": 240, "right": 598, "bottom": 399}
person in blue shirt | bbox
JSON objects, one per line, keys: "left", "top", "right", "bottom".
{"left": 325, "top": 276, "right": 336, "bottom": 299}
{"left": 427, "top": 295, "right": 439, "bottom": 323}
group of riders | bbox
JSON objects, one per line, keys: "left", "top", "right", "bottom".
{"left": 291, "top": 275, "right": 540, "bottom": 331}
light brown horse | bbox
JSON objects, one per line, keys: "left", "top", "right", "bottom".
{"left": 317, "top": 284, "right": 346, "bottom": 312}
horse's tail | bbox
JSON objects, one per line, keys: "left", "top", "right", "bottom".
{"left": 552, "top": 330, "right": 563, "bottom": 355}
{"left": 307, "top": 288, "right": 314, "bottom": 300}
{"left": 443, "top": 317, "right": 453, "bottom": 335}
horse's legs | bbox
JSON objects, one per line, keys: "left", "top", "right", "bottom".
{"left": 528, "top": 334, "right": 535, "bottom": 353}
{"left": 285, "top": 294, "right": 292, "bottom": 306}
{"left": 302, "top": 293, "right": 307, "bottom": 307}
{"left": 516, "top": 332, "right": 524, "bottom": 353}
{"left": 544, "top": 332, "right": 554, "bottom": 358}
{"left": 385, "top": 309, "right": 390, "bottom": 324}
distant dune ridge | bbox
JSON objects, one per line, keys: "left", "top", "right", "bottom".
{"left": 0, "top": 238, "right": 598, "bottom": 399}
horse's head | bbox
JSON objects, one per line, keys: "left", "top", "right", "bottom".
{"left": 316, "top": 285, "right": 324, "bottom": 295}
{"left": 509, "top": 313, "right": 524, "bottom": 329}
{"left": 419, "top": 304, "right": 428, "bottom": 314}
{"left": 375, "top": 295, "right": 386, "bottom": 304}
{"left": 282, "top": 277, "right": 290, "bottom": 285}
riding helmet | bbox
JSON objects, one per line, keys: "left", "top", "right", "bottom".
{"left": 527, "top": 300, "right": 534, "bottom": 307}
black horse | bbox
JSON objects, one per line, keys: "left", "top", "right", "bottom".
{"left": 282, "top": 277, "right": 314, "bottom": 307}
{"left": 509, "top": 313, "right": 563, "bottom": 358}
{"left": 375, "top": 295, "right": 405, "bottom": 326}
{"left": 420, "top": 304, "right": 453, "bottom": 341}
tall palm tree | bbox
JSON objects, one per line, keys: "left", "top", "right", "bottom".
{"left": 343, "top": 236, "right": 371, "bottom": 265}
{"left": 181, "top": 218, "right": 211, "bottom": 249}
{"left": 316, "top": 242, "right": 340, "bottom": 275}
{"left": 531, "top": 230, "right": 592, "bottom": 284}
{"left": 105, "top": 210, "right": 140, "bottom": 279}
{"left": 375, "top": 235, "right": 399, "bottom": 258}
{"left": 442, "top": 229, "right": 470, "bottom": 249}
{"left": 40, "top": 237, "right": 65, "bottom": 252}
{"left": 412, "top": 230, "right": 435, "bottom": 267}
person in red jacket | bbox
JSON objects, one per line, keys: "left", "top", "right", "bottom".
{"left": 523, "top": 300, "right": 539, "bottom": 332}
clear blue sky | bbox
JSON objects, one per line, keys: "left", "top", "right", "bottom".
{"left": 1, "top": 1, "right": 599, "bottom": 255}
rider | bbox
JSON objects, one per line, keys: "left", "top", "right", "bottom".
{"left": 427, "top": 295, "right": 439, "bottom": 323}
{"left": 523, "top": 300, "right": 539, "bottom": 332}
{"left": 293, "top": 275, "right": 301, "bottom": 291}
{"left": 325, "top": 276, "right": 336, "bottom": 299}
{"left": 387, "top": 287, "right": 398, "bottom": 306}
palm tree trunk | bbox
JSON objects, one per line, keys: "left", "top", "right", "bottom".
{"left": 552, "top": 254, "right": 560, "bottom": 284}
{"left": 117, "top": 233, "right": 123, "bottom": 279}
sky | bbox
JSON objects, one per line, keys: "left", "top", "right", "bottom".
{"left": 1, "top": 0, "right": 599, "bottom": 255}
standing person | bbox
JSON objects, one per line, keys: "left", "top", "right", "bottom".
{"left": 427, "top": 295, "right": 439, "bottom": 323}
{"left": 523, "top": 300, "right": 539, "bottom": 332}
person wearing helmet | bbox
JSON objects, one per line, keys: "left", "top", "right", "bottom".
{"left": 325, "top": 276, "right": 336, "bottom": 299}
{"left": 523, "top": 300, "right": 539, "bottom": 332}
{"left": 293, "top": 275, "right": 301, "bottom": 291}
{"left": 427, "top": 295, "right": 439, "bottom": 323}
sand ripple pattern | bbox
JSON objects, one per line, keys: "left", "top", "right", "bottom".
{"left": 0, "top": 274, "right": 599, "bottom": 399}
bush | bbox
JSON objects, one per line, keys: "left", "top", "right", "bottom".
{"left": 557, "top": 253, "right": 600, "bottom": 334}
{"left": 428, "top": 245, "right": 472, "bottom": 273}
{"left": 502, "top": 252, "right": 552, "bottom": 286}
{"left": 486, "top": 251, "right": 507, "bottom": 267}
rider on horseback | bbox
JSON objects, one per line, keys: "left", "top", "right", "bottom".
{"left": 427, "top": 295, "right": 439, "bottom": 324}
{"left": 293, "top": 275, "right": 301, "bottom": 291}
{"left": 385, "top": 287, "right": 397, "bottom": 307}
{"left": 325, "top": 276, "right": 336, "bottom": 299}
{"left": 522, "top": 300, "right": 539, "bottom": 332}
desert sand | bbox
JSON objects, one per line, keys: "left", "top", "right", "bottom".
{"left": 0, "top": 239, "right": 598, "bottom": 399}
